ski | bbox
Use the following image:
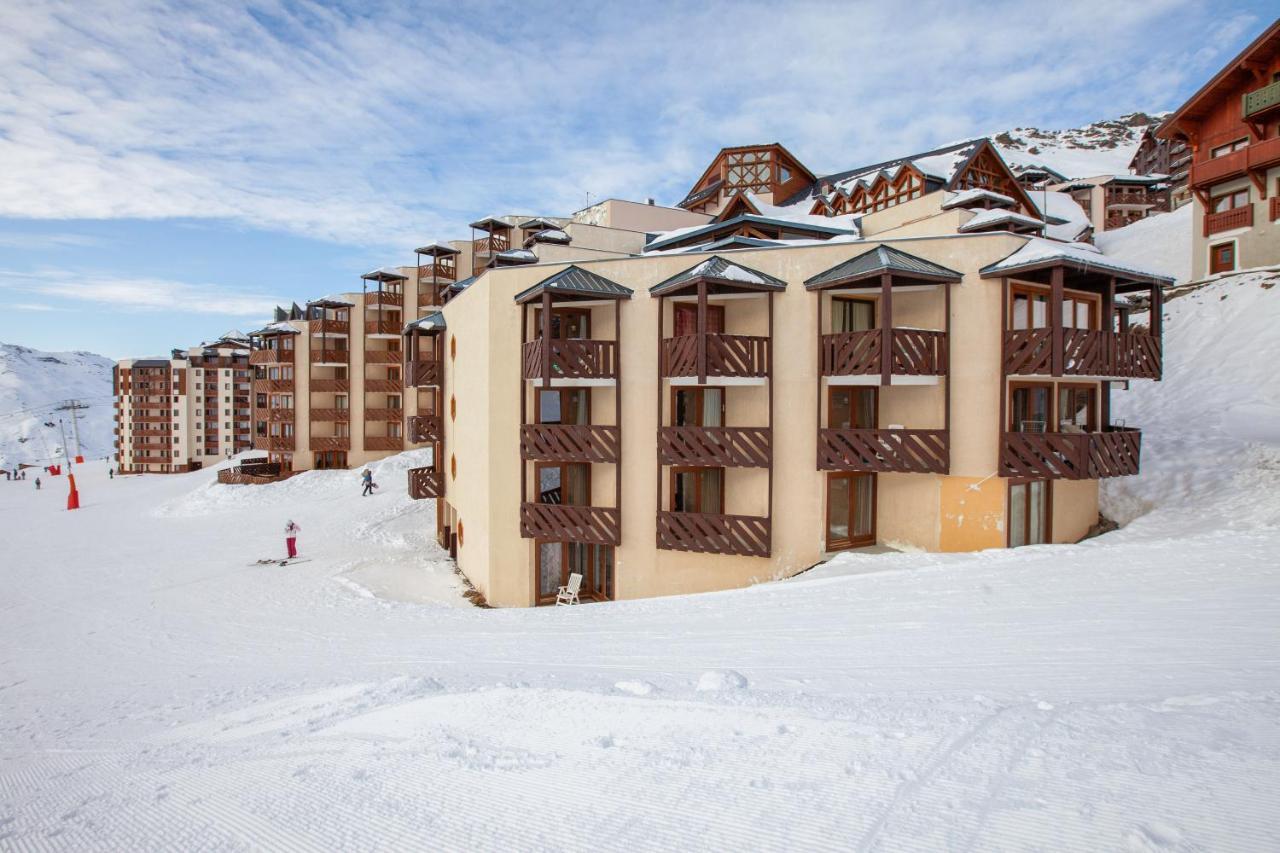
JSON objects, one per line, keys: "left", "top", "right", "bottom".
{"left": 249, "top": 558, "right": 313, "bottom": 566}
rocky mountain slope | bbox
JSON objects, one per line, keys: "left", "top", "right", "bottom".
{"left": 994, "top": 112, "right": 1167, "bottom": 179}
{"left": 0, "top": 343, "right": 114, "bottom": 469}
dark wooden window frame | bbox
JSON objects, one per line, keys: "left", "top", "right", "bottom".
{"left": 1009, "top": 282, "right": 1099, "bottom": 331}
{"left": 827, "top": 385, "right": 879, "bottom": 430}
{"left": 830, "top": 295, "right": 877, "bottom": 332}
{"left": 1209, "top": 241, "right": 1237, "bottom": 275}
{"left": 1056, "top": 382, "right": 1098, "bottom": 434}
{"left": 669, "top": 465, "right": 726, "bottom": 514}
{"left": 534, "top": 460, "right": 591, "bottom": 506}
{"left": 1007, "top": 478, "right": 1053, "bottom": 548}
{"left": 670, "top": 386, "right": 726, "bottom": 427}
{"left": 535, "top": 387, "right": 592, "bottom": 425}
{"left": 535, "top": 541, "right": 615, "bottom": 606}
{"left": 825, "top": 471, "right": 877, "bottom": 551}
{"left": 532, "top": 306, "right": 592, "bottom": 340}
{"left": 1008, "top": 380, "right": 1054, "bottom": 433}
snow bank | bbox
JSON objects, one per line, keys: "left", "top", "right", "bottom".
{"left": 1095, "top": 204, "right": 1193, "bottom": 283}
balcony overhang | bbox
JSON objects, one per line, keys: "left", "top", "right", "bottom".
{"left": 649, "top": 256, "right": 786, "bottom": 297}
{"left": 805, "top": 245, "right": 962, "bottom": 290}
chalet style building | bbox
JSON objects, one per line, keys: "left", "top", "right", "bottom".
{"left": 1048, "top": 174, "right": 1172, "bottom": 233}
{"left": 1158, "top": 18, "right": 1280, "bottom": 277}
{"left": 1129, "top": 127, "right": 1191, "bottom": 208}
{"left": 113, "top": 333, "right": 254, "bottom": 473}
{"left": 401, "top": 138, "right": 1172, "bottom": 606}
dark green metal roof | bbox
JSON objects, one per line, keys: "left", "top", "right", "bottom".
{"left": 650, "top": 256, "right": 787, "bottom": 295}
{"left": 404, "top": 311, "right": 446, "bottom": 333}
{"left": 804, "top": 245, "right": 962, "bottom": 290}
{"left": 515, "top": 265, "right": 634, "bottom": 304}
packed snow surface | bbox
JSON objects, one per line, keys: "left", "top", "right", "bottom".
{"left": 1096, "top": 203, "right": 1194, "bottom": 283}
{"left": 2, "top": 273, "right": 1280, "bottom": 849}
{"left": 0, "top": 342, "right": 114, "bottom": 469}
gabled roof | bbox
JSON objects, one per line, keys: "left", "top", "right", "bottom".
{"left": 1158, "top": 19, "right": 1280, "bottom": 139}
{"left": 491, "top": 248, "right": 538, "bottom": 266}
{"left": 525, "top": 228, "right": 571, "bottom": 246}
{"left": 404, "top": 312, "right": 446, "bottom": 333}
{"left": 362, "top": 268, "right": 408, "bottom": 283}
{"left": 514, "top": 265, "right": 634, "bottom": 304}
{"left": 251, "top": 321, "right": 301, "bottom": 336}
{"left": 941, "top": 188, "right": 1017, "bottom": 210}
{"left": 670, "top": 235, "right": 784, "bottom": 253}
{"left": 787, "top": 139, "right": 982, "bottom": 206}
{"left": 469, "top": 216, "right": 512, "bottom": 231}
{"left": 645, "top": 212, "right": 858, "bottom": 252}
{"left": 957, "top": 208, "right": 1047, "bottom": 233}
{"left": 450, "top": 275, "right": 478, "bottom": 293}
{"left": 650, "top": 256, "right": 786, "bottom": 296}
{"left": 414, "top": 241, "right": 460, "bottom": 256}
{"left": 679, "top": 143, "right": 817, "bottom": 208}
{"left": 307, "top": 296, "right": 354, "bottom": 308}
{"left": 979, "top": 237, "right": 1175, "bottom": 288}
{"left": 805, "top": 245, "right": 962, "bottom": 290}
{"left": 517, "top": 217, "right": 562, "bottom": 231}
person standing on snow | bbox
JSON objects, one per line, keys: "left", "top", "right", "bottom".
{"left": 35, "top": 477, "right": 41, "bottom": 490}
{"left": 284, "top": 519, "right": 300, "bottom": 560}
{"left": 361, "top": 468, "right": 374, "bottom": 497}
{"left": 108, "top": 469, "right": 114, "bottom": 480}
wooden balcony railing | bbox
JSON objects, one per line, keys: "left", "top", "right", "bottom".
{"left": 1003, "top": 329, "right": 1161, "bottom": 379}
{"left": 249, "top": 349, "right": 291, "bottom": 365}
{"left": 418, "top": 261, "right": 456, "bottom": 284}
{"left": 309, "top": 319, "right": 348, "bottom": 335}
{"left": 655, "top": 511, "right": 770, "bottom": 558}
{"left": 522, "top": 338, "right": 619, "bottom": 381}
{"left": 662, "top": 333, "right": 770, "bottom": 378}
{"left": 658, "top": 426, "right": 770, "bottom": 468}
{"left": 820, "top": 329, "right": 948, "bottom": 377}
{"left": 519, "top": 502, "right": 621, "bottom": 546}
{"left": 309, "top": 349, "right": 349, "bottom": 364}
{"left": 364, "top": 350, "right": 401, "bottom": 364}
{"left": 1243, "top": 79, "right": 1280, "bottom": 119}
{"left": 520, "top": 424, "right": 620, "bottom": 463}
{"left": 407, "top": 359, "right": 440, "bottom": 387}
{"left": 257, "top": 436, "right": 295, "bottom": 452}
{"left": 1249, "top": 136, "right": 1280, "bottom": 171}
{"left": 364, "top": 407, "right": 402, "bottom": 421}
{"left": 365, "top": 320, "right": 400, "bottom": 335}
{"left": 817, "top": 428, "right": 949, "bottom": 473}
{"left": 473, "top": 234, "right": 510, "bottom": 256}
{"left": 267, "top": 408, "right": 294, "bottom": 422}
{"left": 309, "top": 379, "right": 350, "bottom": 393}
{"left": 1204, "top": 204, "right": 1252, "bottom": 237}
{"left": 1190, "top": 149, "right": 1247, "bottom": 188}
{"left": 309, "top": 408, "right": 350, "bottom": 422}
{"left": 1000, "top": 428, "right": 1141, "bottom": 480}
{"left": 310, "top": 436, "right": 351, "bottom": 451}
{"left": 364, "top": 378, "right": 402, "bottom": 393}
{"left": 365, "top": 290, "right": 403, "bottom": 306}
{"left": 365, "top": 436, "right": 404, "bottom": 451}
{"left": 408, "top": 414, "right": 441, "bottom": 444}
{"left": 408, "top": 466, "right": 443, "bottom": 499}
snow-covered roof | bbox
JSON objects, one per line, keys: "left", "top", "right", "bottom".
{"left": 941, "top": 188, "right": 1016, "bottom": 210}
{"left": 404, "top": 312, "right": 446, "bottom": 333}
{"left": 790, "top": 139, "right": 982, "bottom": 207}
{"left": 650, "top": 256, "right": 786, "bottom": 295}
{"left": 957, "top": 209, "right": 1047, "bottom": 233}
{"left": 307, "top": 295, "right": 355, "bottom": 307}
{"left": 645, "top": 212, "right": 858, "bottom": 252}
{"left": 514, "top": 266, "right": 633, "bottom": 304}
{"left": 494, "top": 248, "right": 537, "bottom": 263}
{"left": 252, "top": 321, "right": 301, "bottom": 335}
{"left": 361, "top": 267, "right": 408, "bottom": 282}
{"left": 414, "top": 241, "right": 461, "bottom": 256}
{"left": 527, "top": 228, "right": 570, "bottom": 244}
{"left": 980, "top": 237, "right": 1175, "bottom": 286}
{"left": 805, "top": 245, "right": 962, "bottom": 290}
{"left": 1028, "top": 191, "right": 1092, "bottom": 242}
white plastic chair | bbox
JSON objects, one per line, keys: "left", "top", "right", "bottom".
{"left": 556, "top": 573, "right": 583, "bottom": 606}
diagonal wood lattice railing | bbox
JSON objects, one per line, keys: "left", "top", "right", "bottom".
{"left": 662, "top": 333, "right": 770, "bottom": 378}
{"left": 658, "top": 426, "right": 771, "bottom": 468}
{"left": 655, "top": 511, "right": 771, "bottom": 558}
{"left": 408, "top": 414, "right": 440, "bottom": 444}
{"left": 1000, "top": 428, "right": 1141, "bottom": 480}
{"left": 520, "top": 424, "right": 620, "bottom": 463}
{"left": 519, "top": 502, "right": 621, "bottom": 546}
{"left": 820, "top": 329, "right": 947, "bottom": 376}
{"left": 817, "top": 428, "right": 949, "bottom": 473}
{"left": 1004, "top": 329, "right": 1161, "bottom": 379}
{"left": 407, "top": 466, "right": 443, "bottom": 499}
{"left": 521, "top": 339, "right": 618, "bottom": 381}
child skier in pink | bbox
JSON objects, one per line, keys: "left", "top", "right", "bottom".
{"left": 284, "top": 520, "right": 300, "bottom": 559}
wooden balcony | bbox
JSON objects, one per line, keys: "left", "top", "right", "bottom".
{"left": 655, "top": 511, "right": 770, "bottom": 558}
{"left": 408, "top": 466, "right": 443, "bottom": 499}
{"left": 365, "top": 436, "right": 404, "bottom": 451}
{"left": 1190, "top": 149, "right": 1247, "bottom": 188}
{"left": 309, "top": 408, "right": 350, "bottom": 422}
{"left": 1249, "top": 136, "right": 1280, "bottom": 172}
{"left": 658, "top": 426, "right": 770, "bottom": 468}
{"left": 1243, "top": 79, "right": 1280, "bottom": 119}
{"left": 1003, "top": 329, "right": 1161, "bottom": 379}
{"left": 365, "top": 320, "right": 401, "bottom": 336}
{"left": 1000, "top": 428, "right": 1141, "bottom": 480}
{"left": 257, "top": 436, "right": 295, "bottom": 452}
{"left": 364, "top": 408, "right": 402, "bottom": 421}
{"left": 365, "top": 290, "right": 403, "bottom": 307}
{"left": 310, "top": 349, "right": 349, "bottom": 364}
{"left": 309, "top": 319, "right": 348, "bottom": 335}
{"left": 662, "top": 333, "right": 769, "bottom": 379}
{"left": 818, "top": 428, "right": 949, "bottom": 473}
{"left": 310, "top": 379, "right": 350, "bottom": 393}
{"left": 519, "top": 502, "right": 621, "bottom": 546}
{"left": 217, "top": 462, "right": 292, "bottom": 486}
{"left": 364, "top": 378, "right": 402, "bottom": 393}
{"left": 310, "top": 436, "right": 350, "bottom": 451}
{"left": 406, "top": 359, "right": 440, "bottom": 387}
{"left": 520, "top": 424, "right": 620, "bottom": 463}
{"left": 408, "top": 414, "right": 441, "bottom": 444}
{"left": 253, "top": 378, "right": 294, "bottom": 393}
{"left": 1204, "top": 204, "right": 1252, "bottom": 237}
{"left": 522, "top": 338, "right": 618, "bottom": 381}
{"left": 250, "top": 349, "right": 291, "bottom": 365}
{"left": 418, "top": 261, "right": 456, "bottom": 284}
{"left": 267, "top": 408, "right": 294, "bottom": 422}
{"left": 820, "top": 329, "right": 947, "bottom": 377}
{"left": 473, "top": 234, "right": 510, "bottom": 257}
{"left": 364, "top": 350, "right": 401, "bottom": 364}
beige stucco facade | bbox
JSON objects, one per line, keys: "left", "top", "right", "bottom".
{"left": 1191, "top": 167, "right": 1280, "bottom": 279}
{"left": 435, "top": 233, "right": 1116, "bottom": 607}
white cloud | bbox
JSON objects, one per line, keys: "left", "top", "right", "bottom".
{"left": 0, "top": 269, "right": 280, "bottom": 316}
{"left": 0, "top": 0, "right": 1257, "bottom": 249}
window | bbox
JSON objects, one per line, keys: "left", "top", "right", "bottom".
{"left": 537, "top": 388, "right": 589, "bottom": 424}
{"left": 671, "top": 467, "right": 723, "bottom": 514}
{"left": 1210, "top": 139, "right": 1248, "bottom": 158}
{"left": 1010, "top": 383, "right": 1052, "bottom": 433}
{"left": 1057, "top": 385, "right": 1096, "bottom": 433}
{"left": 1210, "top": 189, "right": 1249, "bottom": 213}
{"left": 832, "top": 298, "right": 875, "bottom": 333}
{"left": 1209, "top": 242, "right": 1236, "bottom": 275}
{"left": 537, "top": 542, "right": 614, "bottom": 605}
{"left": 1009, "top": 286, "right": 1049, "bottom": 330}
{"left": 1009, "top": 480, "right": 1050, "bottom": 547}
{"left": 1062, "top": 293, "right": 1098, "bottom": 330}
{"left": 537, "top": 462, "right": 590, "bottom": 506}
{"left": 533, "top": 307, "right": 591, "bottom": 340}
{"left": 778, "top": 164, "right": 792, "bottom": 183}
{"left": 672, "top": 303, "right": 724, "bottom": 336}
{"left": 672, "top": 387, "right": 723, "bottom": 427}
{"left": 829, "top": 387, "right": 877, "bottom": 429}
{"left": 826, "top": 472, "right": 875, "bottom": 550}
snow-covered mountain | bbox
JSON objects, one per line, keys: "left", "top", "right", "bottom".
{"left": 995, "top": 112, "right": 1166, "bottom": 180}
{"left": 0, "top": 343, "right": 115, "bottom": 469}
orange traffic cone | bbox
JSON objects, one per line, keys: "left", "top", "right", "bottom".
{"left": 67, "top": 473, "right": 80, "bottom": 510}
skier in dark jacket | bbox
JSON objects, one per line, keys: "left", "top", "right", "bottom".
{"left": 361, "top": 468, "right": 374, "bottom": 496}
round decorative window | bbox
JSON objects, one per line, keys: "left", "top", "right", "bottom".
{"left": 450, "top": 453, "right": 457, "bottom": 480}
{"left": 450, "top": 395, "right": 457, "bottom": 421}
{"left": 450, "top": 335, "right": 457, "bottom": 360}
{"left": 456, "top": 520, "right": 464, "bottom": 546}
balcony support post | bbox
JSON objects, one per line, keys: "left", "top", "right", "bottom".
{"left": 767, "top": 290, "right": 774, "bottom": 529}
{"left": 541, "top": 291, "right": 552, "bottom": 388}
{"left": 615, "top": 298, "right": 623, "bottom": 517}
{"left": 815, "top": 291, "right": 823, "bottom": 469}
{"left": 656, "top": 295, "right": 665, "bottom": 528}
{"left": 880, "top": 272, "right": 893, "bottom": 386}
{"left": 944, "top": 278, "right": 952, "bottom": 435}
{"left": 697, "top": 280, "right": 708, "bottom": 385}
{"left": 520, "top": 302, "right": 528, "bottom": 507}
{"left": 999, "top": 277, "right": 1008, "bottom": 473}
{"left": 1050, "top": 266, "right": 1064, "bottom": 378}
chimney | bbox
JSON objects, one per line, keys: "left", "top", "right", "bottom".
{"left": 646, "top": 197, "right": 655, "bottom": 205}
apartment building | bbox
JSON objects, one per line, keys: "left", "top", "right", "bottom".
{"left": 113, "top": 333, "right": 253, "bottom": 473}
{"left": 404, "top": 138, "right": 1172, "bottom": 606}
{"left": 1158, "top": 18, "right": 1280, "bottom": 277}
{"left": 1047, "top": 175, "right": 1172, "bottom": 233}
{"left": 1129, "top": 127, "right": 1191, "bottom": 207}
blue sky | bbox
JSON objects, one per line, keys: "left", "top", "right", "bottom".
{"left": 0, "top": 0, "right": 1272, "bottom": 358}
